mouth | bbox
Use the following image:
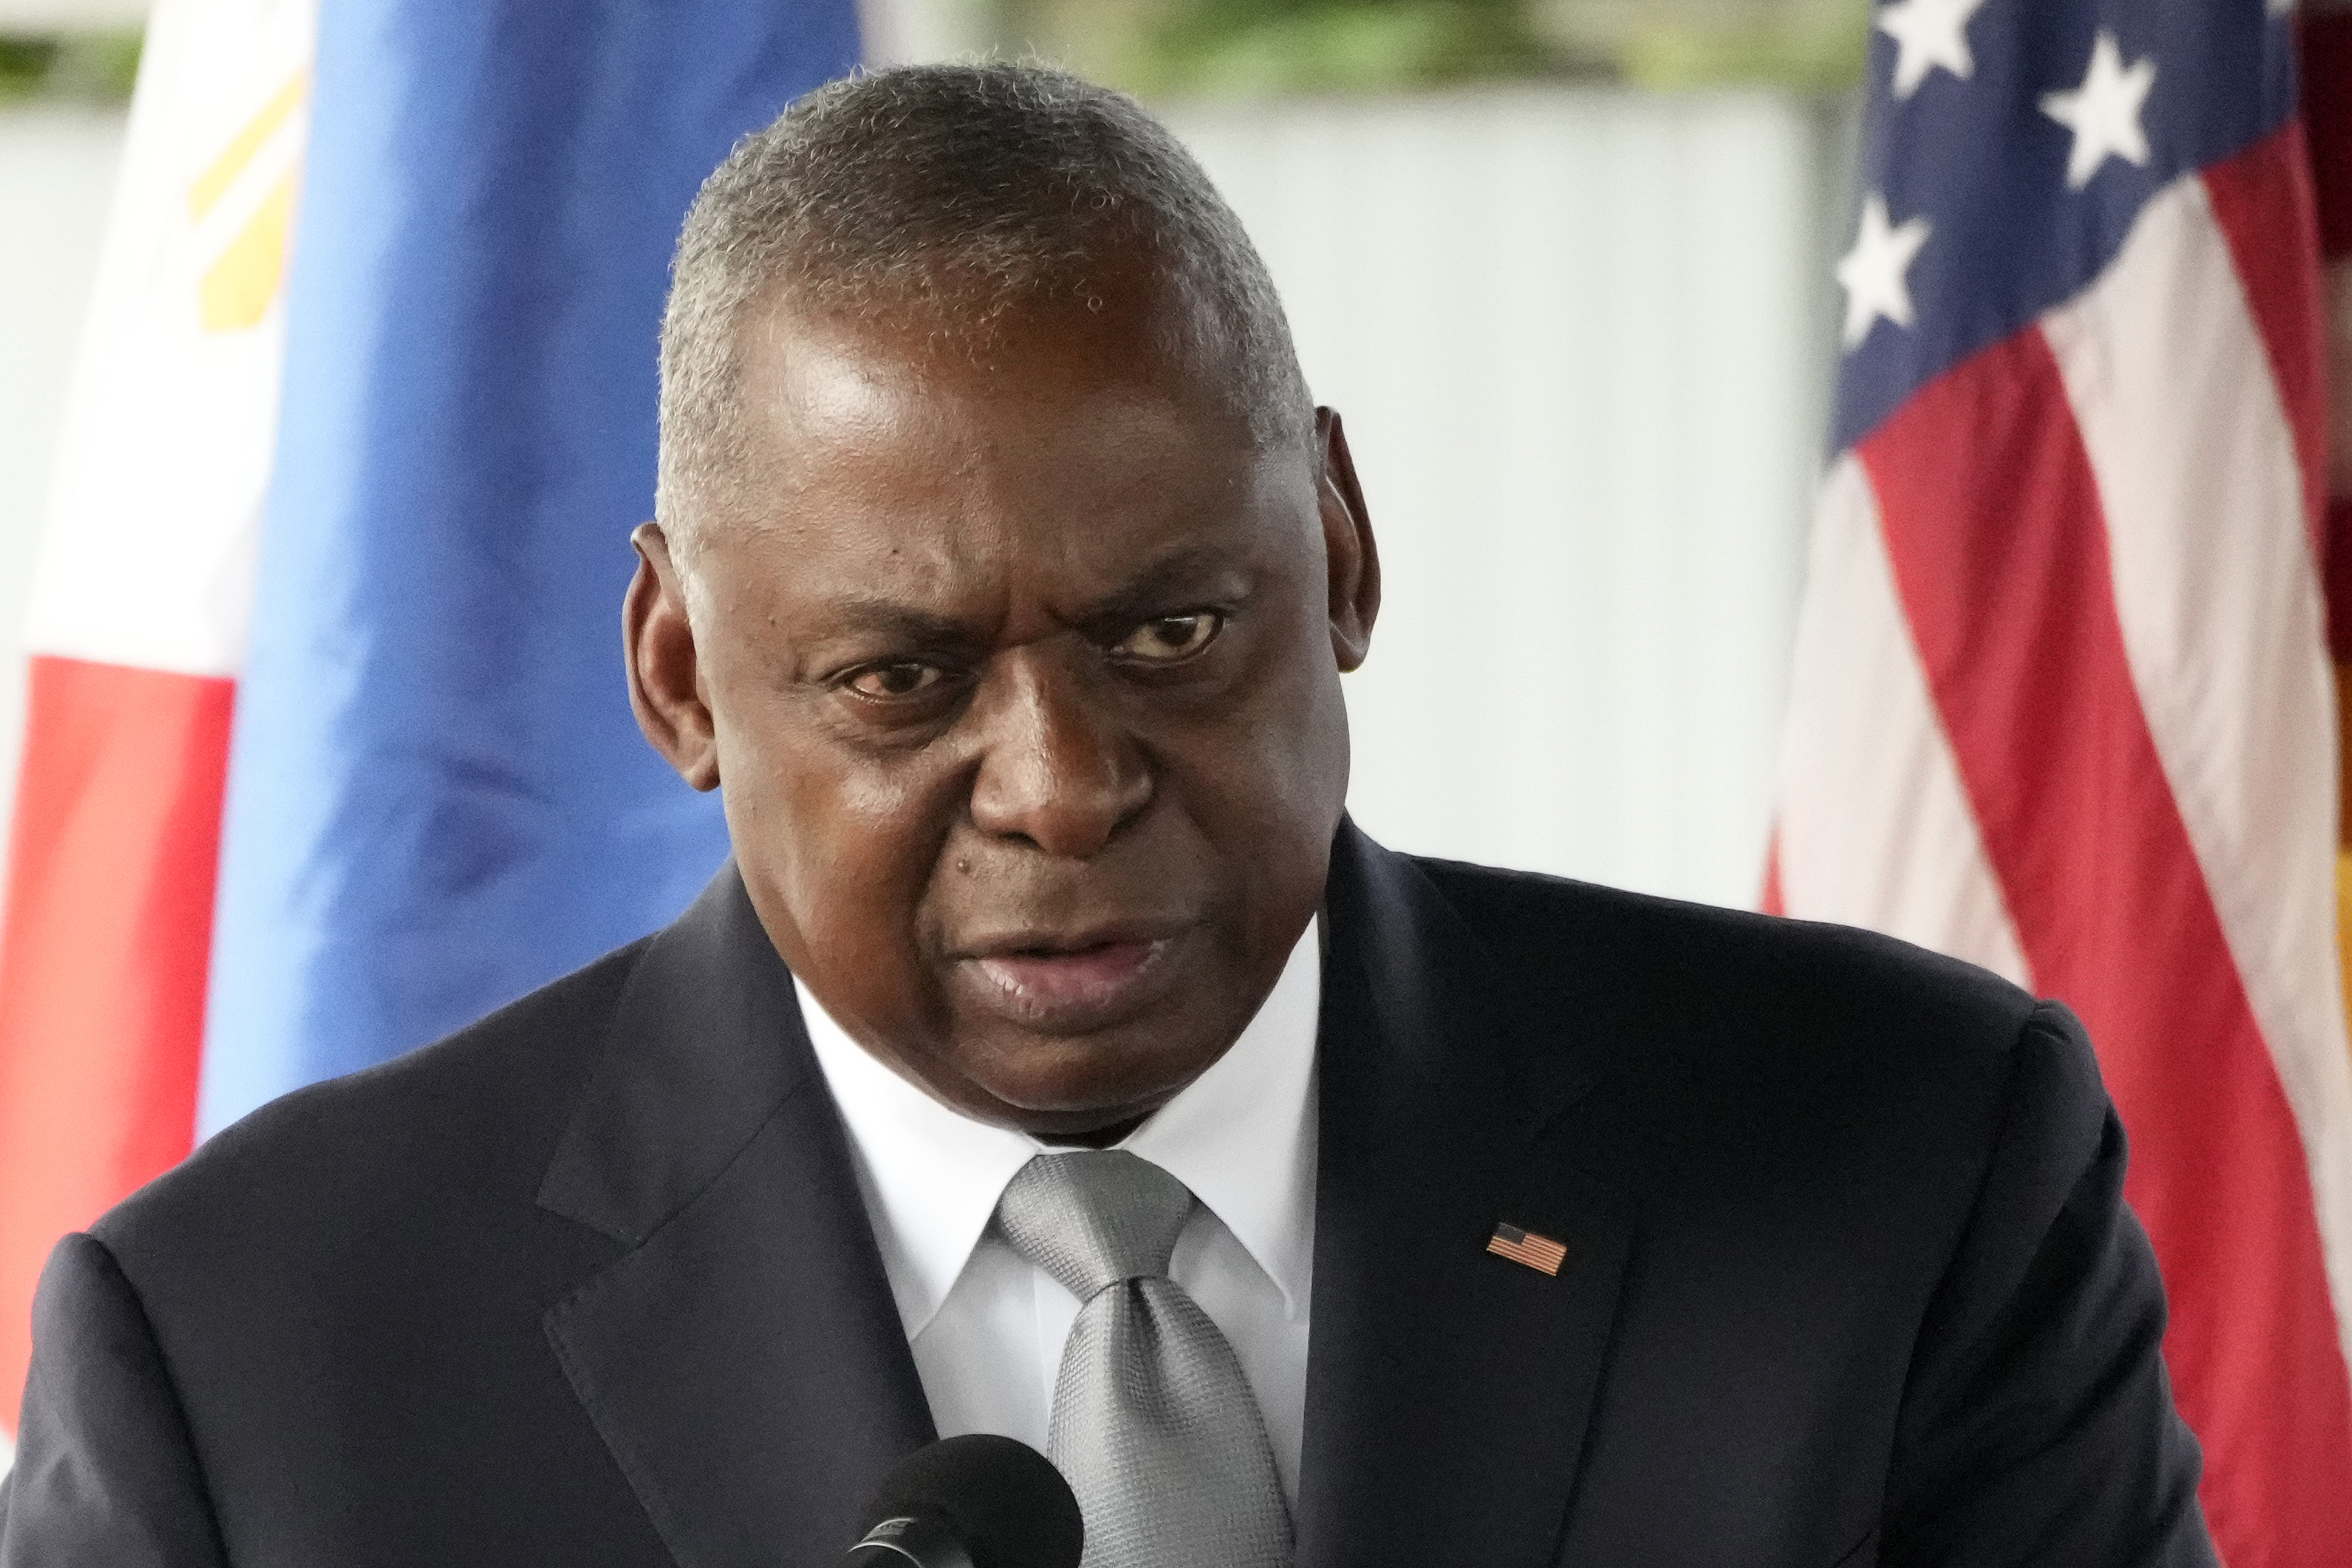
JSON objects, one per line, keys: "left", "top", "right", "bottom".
{"left": 958, "top": 924, "right": 1187, "bottom": 1030}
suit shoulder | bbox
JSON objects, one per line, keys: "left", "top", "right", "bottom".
{"left": 1406, "top": 853, "right": 2039, "bottom": 1062}
{"left": 1400, "top": 857, "right": 2087, "bottom": 1253}
{"left": 95, "top": 937, "right": 651, "bottom": 1257}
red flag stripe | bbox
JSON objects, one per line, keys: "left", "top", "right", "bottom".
{"left": 0, "top": 656, "right": 230, "bottom": 1430}
{"left": 2203, "top": 124, "right": 2331, "bottom": 565}
{"left": 1859, "top": 329, "right": 2352, "bottom": 1564}
{"left": 2039, "top": 164, "right": 2352, "bottom": 1383}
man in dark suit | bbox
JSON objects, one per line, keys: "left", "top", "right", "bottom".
{"left": 2, "top": 63, "right": 2212, "bottom": 1567}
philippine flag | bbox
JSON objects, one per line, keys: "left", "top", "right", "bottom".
{"left": 0, "top": 0, "right": 862, "bottom": 1459}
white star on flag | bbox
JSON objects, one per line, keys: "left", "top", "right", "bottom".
{"left": 1877, "top": 0, "right": 1989, "bottom": 100}
{"left": 2040, "top": 32, "right": 2157, "bottom": 189}
{"left": 1836, "top": 192, "right": 1932, "bottom": 349}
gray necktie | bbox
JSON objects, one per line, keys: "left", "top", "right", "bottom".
{"left": 995, "top": 1150, "right": 1293, "bottom": 1568}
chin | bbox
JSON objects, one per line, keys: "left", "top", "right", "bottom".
{"left": 970, "top": 1031, "right": 1215, "bottom": 1125}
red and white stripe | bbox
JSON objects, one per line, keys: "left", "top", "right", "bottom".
{"left": 1773, "top": 125, "right": 2352, "bottom": 1565}
{"left": 0, "top": 0, "right": 307, "bottom": 1448}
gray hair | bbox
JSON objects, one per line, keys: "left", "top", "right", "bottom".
{"left": 656, "top": 63, "right": 1314, "bottom": 539}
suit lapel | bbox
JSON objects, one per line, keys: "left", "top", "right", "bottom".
{"left": 1296, "top": 825, "right": 1633, "bottom": 1568}
{"left": 538, "top": 867, "right": 934, "bottom": 1568}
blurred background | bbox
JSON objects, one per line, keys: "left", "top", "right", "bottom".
{"left": 9, "top": 4, "right": 2352, "bottom": 1544}
{"left": 0, "top": 0, "right": 1870, "bottom": 910}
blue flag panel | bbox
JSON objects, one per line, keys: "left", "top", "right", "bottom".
{"left": 1832, "top": 0, "right": 2294, "bottom": 455}
{"left": 200, "top": 0, "right": 861, "bottom": 1133}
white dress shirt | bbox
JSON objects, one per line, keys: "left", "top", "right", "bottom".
{"left": 795, "top": 922, "right": 1321, "bottom": 1501}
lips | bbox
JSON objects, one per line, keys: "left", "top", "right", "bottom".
{"left": 958, "top": 925, "right": 1187, "bottom": 1031}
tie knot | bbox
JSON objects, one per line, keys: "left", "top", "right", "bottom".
{"left": 996, "top": 1150, "right": 1195, "bottom": 1300}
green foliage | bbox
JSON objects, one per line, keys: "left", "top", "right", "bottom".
{"left": 1133, "top": 0, "right": 1587, "bottom": 97}
{"left": 1609, "top": 1, "right": 1869, "bottom": 92}
{"left": 995, "top": 0, "right": 1871, "bottom": 97}
{"left": 0, "top": 30, "right": 142, "bottom": 106}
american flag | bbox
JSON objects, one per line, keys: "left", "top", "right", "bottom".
{"left": 1768, "top": 0, "right": 2352, "bottom": 1560}
{"left": 1486, "top": 1222, "right": 1569, "bottom": 1276}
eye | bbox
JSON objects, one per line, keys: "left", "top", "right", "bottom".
{"left": 846, "top": 661, "right": 946, "bottom": 699}
{"left": 1110, "top": 611, "right": 1223, "bottom": 664}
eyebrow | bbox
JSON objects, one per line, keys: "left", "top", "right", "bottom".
{"left": 1072, "top": 544, "right": 1246, "bottom": 631}
{"left": 812, "top": 601, "right": 986, "bottom": 653}
{"left": 813, "top": 544, "right": 1246, "bottom": 649}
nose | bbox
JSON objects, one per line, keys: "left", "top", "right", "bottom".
{"left": 967, "top": 648, "right": 1152, "bottom": 859}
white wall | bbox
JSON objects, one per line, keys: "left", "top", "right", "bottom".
{"left": 1171, "top": 89, "right": 1831, "bottom": 907}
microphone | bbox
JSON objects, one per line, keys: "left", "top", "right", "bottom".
{"left": 839, "top": 1434, "right": 1084, "bottom": 1568}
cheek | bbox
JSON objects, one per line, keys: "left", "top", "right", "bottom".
{"left": 1145, "top": 615, "right": 1350, "bottom": 922}
{"left": 1184, "top": 611, "right": 1349, "bottom": 815}
{"left": 710, "top": 689, "right": 965, "bottom": 994}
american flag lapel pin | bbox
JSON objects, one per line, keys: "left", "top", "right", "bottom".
{"left": 1486, "top": 1221, "right": 1568, "bottom": 1276}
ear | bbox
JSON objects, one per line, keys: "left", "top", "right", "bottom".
{"left": 624, "top": 522, "right": 720, "bottom": 792}
{"left": 1316, "top": 407, "right": 1381, "bottom": 672}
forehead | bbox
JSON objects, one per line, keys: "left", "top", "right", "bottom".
{"left": 708, "top": 299, "right": 1310, "bottom": 611}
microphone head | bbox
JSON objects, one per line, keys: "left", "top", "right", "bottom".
{"left": 851, "top": 1434, "right": 1082, "bottom": 1568}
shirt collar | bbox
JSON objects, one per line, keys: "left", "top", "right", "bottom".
{"left": 798, "top": 919, "right": 1322, "bottom": 1340}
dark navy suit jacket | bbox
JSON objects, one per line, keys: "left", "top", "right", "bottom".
{"left": 0, "top": 823, "right": 2215, "bottom": 1567}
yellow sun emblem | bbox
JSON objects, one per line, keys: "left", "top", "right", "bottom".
{"left": 188, "top": 69, "right": 306, "bottom": 333}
